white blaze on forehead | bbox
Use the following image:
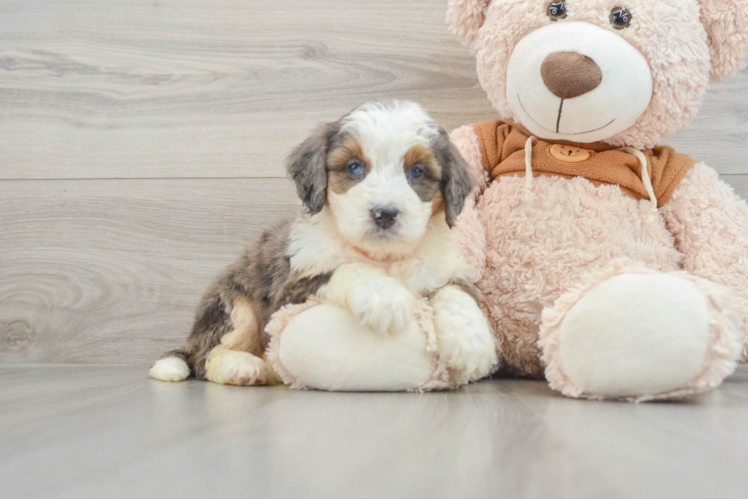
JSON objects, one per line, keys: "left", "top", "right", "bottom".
{"left": 340, "top": 101, "right": 440, "bottom": 167}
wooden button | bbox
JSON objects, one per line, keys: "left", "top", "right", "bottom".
{"left": 549, "top": 144, "right": 592, "bottom": 163}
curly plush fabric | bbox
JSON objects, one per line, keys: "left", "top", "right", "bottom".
{"left": 450, "top": 125, "right": 489, "bottom": 285}
{"left": 661, "top": 163, "right": 748, "bottom": 356}
{"left": 700, "top": 0, "right": 748, "bottom": 80}
{"left": 446, "top": 0, "right": 492, "bottom": 49}
{"left": 473, "top": 173, "right": 683, "bottom": 376}
{"left": 449, "top": 126, "right": 748, "bottom": 397}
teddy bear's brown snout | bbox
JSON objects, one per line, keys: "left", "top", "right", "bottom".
{"left": 541, "top": 51, "right": 603, "bottom": 100}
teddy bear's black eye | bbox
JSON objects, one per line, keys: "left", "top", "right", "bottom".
{"left": 610, "top": 7, "right": 632, "bottom": 29}
{"left": 547, "top": 1, "right": 568, "bottom": 21}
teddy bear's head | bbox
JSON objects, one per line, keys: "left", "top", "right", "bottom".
{"left": 448, "top": 0, "right": 748, "bottom": 149}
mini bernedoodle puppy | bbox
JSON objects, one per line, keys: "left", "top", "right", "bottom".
{"left": 150, "top": 101, "right": 498, "bottom": 386}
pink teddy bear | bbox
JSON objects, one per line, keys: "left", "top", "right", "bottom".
{"left": 447, "top": 0, "right": 748, "bottom": 401}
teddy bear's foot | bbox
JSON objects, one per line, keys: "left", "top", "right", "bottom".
{"left": 539, "top": 264, "right": 744, "bottom": 402}
{"left": 274, "top": 304, "right": 438, "bottom": 391}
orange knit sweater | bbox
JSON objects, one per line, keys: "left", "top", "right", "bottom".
{"left": 472, "top": 119, "right": 697, "bottom": 207}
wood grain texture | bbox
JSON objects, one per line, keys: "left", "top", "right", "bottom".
{"left": 2, "top": 0, "right": 747, "bottom": 179}
{"left": 2, "top": 363, "right": 748, "bottom": 498}
{"left": 0, "top": 178, "right": 300, "bottom": 364}
{"left": 0, "top": 0, "right": 493, "bottom": 180}
{"left": 722, "top": 174, "right": 748, "bottom": 199}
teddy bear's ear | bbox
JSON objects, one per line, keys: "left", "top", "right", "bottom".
{"left": 699, "top": 0, "right": 748, "bottom": 80}
{"left": 447, "top": 0, "right": 492, "bottom": 49}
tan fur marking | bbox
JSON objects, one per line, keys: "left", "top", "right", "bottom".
{"left": 404, "top": 144, "right": 441, "bottom": 202}
{"left": 221, "top": 296, "right": 261, "bottom": 353}
{"left": 404, "top": 144, "right": 441, "bottom": 178}
{"left": 431, "top": 192, "right": 446, "bottom": 217}
{"left": 328, "top": 137, "right": 370, "bottom": 194}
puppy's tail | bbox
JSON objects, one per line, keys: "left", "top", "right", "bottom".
{"left": 149, "top": 349, "right": 192, "bottom": 382}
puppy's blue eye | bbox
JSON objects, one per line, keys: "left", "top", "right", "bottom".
{"left": 409, "top": 166, "right": 424, "bottom": 179}
{"left": 347, "top": 162, "right": 364, "bottom": 177}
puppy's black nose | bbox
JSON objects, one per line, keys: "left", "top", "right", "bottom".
{"left": 371, "top": 206, "right": 399, "bottom": 229}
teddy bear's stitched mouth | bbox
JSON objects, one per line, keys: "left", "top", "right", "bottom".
{"left": 518, "top": 94, "right": 616, "bottom": 136}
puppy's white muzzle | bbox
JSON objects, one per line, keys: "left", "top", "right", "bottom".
{"left": 507, "top": 21, "right": 653, "bottom": 144}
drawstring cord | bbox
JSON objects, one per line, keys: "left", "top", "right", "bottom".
{"left": 521, "top": 138, "right": 658, "bottom": 221}
{"left": 618, "top": 146, "right": 658, "bottom": 221}
{"left": 524, "top": 136, "right": 536, "bottom": 201}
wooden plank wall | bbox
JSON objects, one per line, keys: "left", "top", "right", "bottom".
{"left": 2, "top": 0, "right": 747, "bottom": 365}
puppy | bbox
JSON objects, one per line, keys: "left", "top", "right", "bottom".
{"left": 150, "top": 101, "right": 497, "bottom": 386}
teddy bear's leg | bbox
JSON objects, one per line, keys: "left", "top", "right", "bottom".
{"left": 270, "top": 303, "right": 439, "bottom": 391}
{"left": 539, "top": 263, "right": 745, "bottom": 401}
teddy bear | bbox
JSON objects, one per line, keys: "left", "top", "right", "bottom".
{"left": 444, "top": 0, "right": 748, "bottom": 401}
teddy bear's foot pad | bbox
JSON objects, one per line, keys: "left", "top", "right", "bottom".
{"left": 278, "top": 304, "right": 436, "bottom": 391}
{"left": 542, "top": 269, "right": 744, "bottom": 401}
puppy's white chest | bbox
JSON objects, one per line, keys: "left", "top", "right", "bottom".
{"left": 386, "top": 260, "right": 449, "bottom": 296}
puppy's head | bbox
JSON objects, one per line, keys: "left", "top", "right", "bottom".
{"left": 286, "top": 101, "right": 473, "bottom": 257}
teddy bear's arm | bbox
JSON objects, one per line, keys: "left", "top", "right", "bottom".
{"left": 661, "top": 163, "right": 748, "bottom": 343}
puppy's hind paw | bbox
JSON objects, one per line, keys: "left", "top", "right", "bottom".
{"left": 150, "top": 357, "right": 190, "bottom": 382}
{"left": 206, "top": 350, "right": 273, "bottom": 386}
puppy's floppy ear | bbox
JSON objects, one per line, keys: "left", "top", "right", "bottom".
{"left": 434, "top": 128, "right": 474, "bottom": 228}
{"left": 286, "top": 121, "right": 337, "bottom": 214}
{"left": 447, "top": 0, "right": 492, "bottom": 50}
{"left": 698, "top": 0, "right": 748, "bottom": 80}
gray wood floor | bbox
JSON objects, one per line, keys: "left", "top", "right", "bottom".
{"left": 2, "top": 363, "right": 748, "bottom": 498}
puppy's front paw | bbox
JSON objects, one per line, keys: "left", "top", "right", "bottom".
{"left": 432, "top": 287, "right": 498, "bottom": 383}
{"left": 348, "top": 277, "right": 415, "bottom": 335}
{"left": 437, "top": 319, "right": 497, "bottom": 383}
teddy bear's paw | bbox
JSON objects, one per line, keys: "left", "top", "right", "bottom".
{"left": 432, "top": 286, "right": 498, "bottom": 383}
{"left": 205, "top": 349, "right": 273, "bottom": 386}
{"left": 348, "top": 277, "right": 415, "bottom": 335}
